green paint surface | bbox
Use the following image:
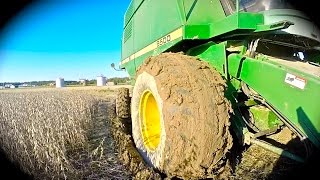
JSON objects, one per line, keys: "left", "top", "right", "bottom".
{"left": 120, "top": 0, "right": 320, "bottom": 148}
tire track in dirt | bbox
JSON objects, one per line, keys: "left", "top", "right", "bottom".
{"left": 83, "top": 86, "right": 317, "bottom": 180}
{"left": 106, "top": 95, "right": 319, "bottom": 180}
{"left": 107, "top": 98, "right": 163, "bottom": 179}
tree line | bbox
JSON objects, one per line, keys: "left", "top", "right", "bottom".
{"left": 1, "top": 77, "right": 131, "bottom": 87}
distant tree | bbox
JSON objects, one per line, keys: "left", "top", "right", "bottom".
{"left": 108, "top": 77, "right": 130, "bottom": 84}
{"left": 87, "top": 79, "right": 97, "bottom": 85}
{"left": 29, "top": 81, "right": 54, "bottom": 86}
{"left": 65, "top": 81, "right": 78, "bottom": 86}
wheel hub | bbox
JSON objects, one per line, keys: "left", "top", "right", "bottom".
{"left": 139, "top": 90, "right": 161, "bottom": 151}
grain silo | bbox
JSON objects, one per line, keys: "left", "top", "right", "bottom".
{"left": 56, "top": 78, "right": 64, "bottom": 88}
{"left": 97, "top": 75, "right": 106, "bottom": 86}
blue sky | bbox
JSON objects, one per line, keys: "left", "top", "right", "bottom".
{"left": 0, "top": 0, "right": 131, "bottom": 82}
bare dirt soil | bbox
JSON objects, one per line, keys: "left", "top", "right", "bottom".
{"left": 104, "top": 88, "right": 319, "bottom": 180}
{"left": 0, "top": 86, "right": 318, "bottom": 180}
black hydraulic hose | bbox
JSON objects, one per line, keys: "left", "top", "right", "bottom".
{"left": 241, "top": 81, "right": 306, "bottom": 140}
{"left": 241, "top": 82, "right": 312, "bottom": 158}
{"left": 254, "top": 96, "right": 312, "bottom": 158}
{"left": 253, "top": 126, "right": 281, "bottom": 139}
{"left": 231, "top": 92, "right": 260, "bottom": 133}
{"left": 252, "top": 94, "right": 306, "bottom": 141}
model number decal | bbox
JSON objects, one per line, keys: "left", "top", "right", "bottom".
{"left": 285, "top": 73, "right": 306, "bottom": 90}
{"left": 120, "top": 27, "right": 183, "bottom": 65}
{"left": 157, "top": 35, "right": 171, "bottom": 47}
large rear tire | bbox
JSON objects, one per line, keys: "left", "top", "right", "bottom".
{"left": 131, "top": 53, "right": 233, "bottom": 178}
{"left": 116, "top": 87, "right": 130, "bottom": 118}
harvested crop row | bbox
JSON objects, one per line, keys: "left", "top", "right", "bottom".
{"left": 0, "top": 90, "right": 130, "bottom": 179}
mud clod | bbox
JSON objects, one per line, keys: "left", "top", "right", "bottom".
{"left": 108, "top": 100, "right": 162, "bottom": 179}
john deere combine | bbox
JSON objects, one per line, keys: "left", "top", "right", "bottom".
{"left": 116, "top": 0, "right": 320, "bottom": 178}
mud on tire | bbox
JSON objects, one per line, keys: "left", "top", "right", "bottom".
{"left": 116, "top": 88, "right": 130, "bottom": 118}
{"left": 131, "top": 53, "right": 233, "bottom": 179}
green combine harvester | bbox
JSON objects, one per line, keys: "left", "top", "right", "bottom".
{"left": 114, "top": 0, "right": 320, "bottom": 178}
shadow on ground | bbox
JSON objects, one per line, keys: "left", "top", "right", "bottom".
{"left": 267, "top": 107, "right": 320, "bottom": 180}
{"left": 267, "top": 145, "right": 320, "bottom": 180}
{"left": 0, "top": 149, "right": 33, "bottom": 180}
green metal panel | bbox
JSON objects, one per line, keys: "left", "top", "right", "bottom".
{"left": 184, "top": 25, "right": 211, "bottom": 39}
{"left": 187, "top": 42, "right": 226, "bottom": 75}
{"left": 184, "top": 12, "right": 263, "bottom": 39}
{"left": 210, "top": 12, "right": 263, "bottom": 37}
{"left": 250, "top": 106, "right": 283, "bottom": 131}
{"left": 184, "top": 0, "right": 226, "bottom": 25}
{"left": 121, "top": 37, "right": 183, "bottom": 79}
{"left": 134, "top": 38, "right": 183, "bottom": 69}
{"left": 121, "top": 20, "right": 134, "bottom": 60}
{"left": 123, "top": 0, "right": 144, "bottom": 28}
{"left": 239, "top": 57, "right": 320, "bottom": 147}
{"left": 120, "top": 0, "right": 320, "bottom": 149}
{"left": 122, "top": 0, "right": 145, "bottom": 60}
{"left": 124, "top": 60, "right": 136, "bottom": 81}
{"left": 121, "top": 0, "right": 318, "bottom": 72}
{"left": 121, "top": 0, "right": 266, "bottom": 70}
{"left": 121, "top": 0, "right": 185, "bottom": 73}
{"left": 188, "top": 41, "right": 320, "bottom": 147}
{"left": 124, "top": 1, "right": 134, "bottom": 27}
{"left": 228, "top": 53, "right": 243, "bottom": 78}
{"left": 133, "top": 0, "right": 183, "bottom": 53}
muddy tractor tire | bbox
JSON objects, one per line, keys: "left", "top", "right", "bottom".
{"left": 131, "top": 53, "right": 233, "bottom": 179}
{"left": 116, "top": 87, "right": 130, "bottom": 118}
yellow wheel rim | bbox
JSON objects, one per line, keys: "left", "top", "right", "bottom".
{"left": 139, "top": 90, "right": 161, "bottom": 151}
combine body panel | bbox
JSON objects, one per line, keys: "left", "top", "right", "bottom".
{"left": 119, "top": 0, "right": 320, "bottom": 176}
{"left": 121, "top": 0, "right": 242, "bottom": 76}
